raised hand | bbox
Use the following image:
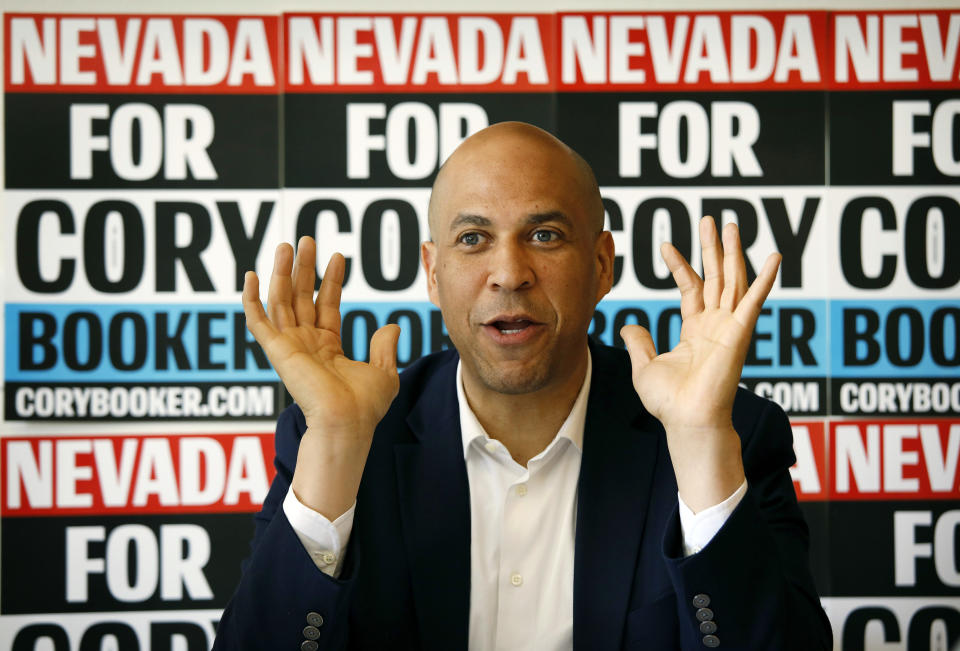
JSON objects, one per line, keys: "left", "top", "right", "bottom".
{"left": 620, "top": 217, "right": 781, "bottom": 511}
{"left": 243, "top": 236, "right": 401, "bottom": 518}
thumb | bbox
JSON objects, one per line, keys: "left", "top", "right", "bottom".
{"left": 620, "top": 324, "right": 656, "bottom": 372}
{"left": 369, "top": 324, "right": 401, "bottom": 374}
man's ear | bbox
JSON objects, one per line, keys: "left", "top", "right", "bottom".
{"left": 421, "top": 241, "right": 441, "bottom": 308}
{"left": 594, "top": 230, "right": 615, "bottom": 302}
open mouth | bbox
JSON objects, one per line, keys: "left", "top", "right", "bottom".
{"left": 492, "top": 320, "right": 532, "bottom": 334}
{"left": 481, "top": 315, "right": 543, "bottom": 344}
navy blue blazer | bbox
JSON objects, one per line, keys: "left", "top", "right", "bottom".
{"left": 214, "top": 342, "right": 831, "bottom": 650}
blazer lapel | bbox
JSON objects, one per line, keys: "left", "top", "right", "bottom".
{"left": 574, "top": 344, "right": 661, "bottom": 651}
{"left": 395, "top": 355, "right": 471, "bottom": 651}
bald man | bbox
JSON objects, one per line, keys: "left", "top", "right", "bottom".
{"left": 215, "top": 123, "right": 831, "bottom": 650}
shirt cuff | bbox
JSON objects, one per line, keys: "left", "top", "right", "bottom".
{"left": 282, "top": 485, "right": 355, "bottom": 577}
{"left": 677, "top": 480, "right": 747, "bottom": 557}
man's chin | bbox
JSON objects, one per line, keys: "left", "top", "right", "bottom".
{"left": 473, "top": 360, "right": 551, "bottom": 396}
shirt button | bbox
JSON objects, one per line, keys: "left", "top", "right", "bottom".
{"left": 306, "top": 612, "right": 324, "bottom": 627}
{"left": 702, "top": 634, "right": 720, "bottom": 647}
{"left": 301, "top": 641, "right": 319, "bottom": 651}
{"left": 302, "top": 625, "right": 321, "bottom": 640}
{"left": 485, "top": 441, "right": 498, "bottom": 453}
{"left": 696, "top": 607, "right": 714, "bottom": 622}
{"left": 516, "top": 484, "right": 528, "bottom": 497}
{"left": 510, "top": 573, "right": 523, "bottom": 587}
{"left": 318, "top": 552, "right": 336, "bottom": 565}
{"left": 693, "top": 593, "right": 711, "bottom": 608}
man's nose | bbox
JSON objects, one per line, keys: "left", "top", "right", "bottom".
{"left": 487, "top": 240, "right": 535, "bottom": 291}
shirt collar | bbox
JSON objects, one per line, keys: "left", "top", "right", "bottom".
{"left": 456, "top": 349, "right": 592, "bottom": 460}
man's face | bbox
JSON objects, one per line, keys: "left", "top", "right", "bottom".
{"left": 421, "top": 124, "right": 614, "bottom": 396}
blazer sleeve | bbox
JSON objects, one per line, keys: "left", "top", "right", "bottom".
{"left": 213, "top": 405, "right": 356, "bottom": 650}
{"left": 660, "top": 397, "right": 833, "bottom": 651}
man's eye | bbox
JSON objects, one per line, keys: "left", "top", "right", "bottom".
{"left": 533, "top": 230, "right": 559, "bottom": 243}
{"left": 459, "top": 232, "right": 483, "bottom": 246}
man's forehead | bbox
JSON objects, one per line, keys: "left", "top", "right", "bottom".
{"left": 434, "top": 138, "right": 583, "bottom": 204}
{"left": 428, "top": 122, "right": 601, "bottom": 236}
{"left": 433, "top": 175, "right": 586, "bottom": 236}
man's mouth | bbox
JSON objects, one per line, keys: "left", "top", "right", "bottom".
{"left": 492, "top": 320, "right": 532, "bottom": 334}
{"left": 481, "top": 315, "right": 543, "bottom": 345}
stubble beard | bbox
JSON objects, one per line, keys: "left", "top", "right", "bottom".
{"left": 468, "top": 352, "right": 554, "bottom": 396}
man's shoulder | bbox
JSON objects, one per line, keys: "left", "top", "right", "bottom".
{"left": 732, "top": 383, "right": 790, "bottom": 434}
{"left": 589, "top": 339, "right": 633, "bottom": 376}
{"left": 395, "top": 348, "right": 460, "bottom": 401}
{"left": 374, "top": 348, "right": 460, "bottom": 432}
{"left": 731, "top": 381, "right": 795, "bottom": 466}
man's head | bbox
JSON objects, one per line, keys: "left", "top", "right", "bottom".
{"left": 421, "top": 121, "right": 614, "bottom": 398}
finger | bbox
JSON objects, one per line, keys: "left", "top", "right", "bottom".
{"left": 242, "top": 271, "right": 278, "bottom": 345}
{"left": 291, "top": 235, "right": 318, "bottom": 326}
{"left": 369, "top": 323, "right": 401, "bottom": 374}
{"left": 316, "top": 253, "right": 346, "bottom": 337}
{"left": 620, "top": 324, "right": 657, "bottom": 370}
{"left": 267, "top": 243, "right": 296, "bottom": 329}
{"left": 719, "top": 223, "right": 748, "bottom": 311}
{"left": 661, "top": 242, "right": 704, "bottom": 319}
{"left": 733, "top": 252, "right": 781, "bottom": 330}
{"left": 700, "top": 217, "right": 723, "bottom": 310}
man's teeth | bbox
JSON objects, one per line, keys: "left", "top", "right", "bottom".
{"left": 496, "top": 321, "right": 527, "bottom": 334}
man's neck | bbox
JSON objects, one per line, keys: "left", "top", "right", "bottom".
{"left": 461, "top": 352, "right": 589, "bottom": 467}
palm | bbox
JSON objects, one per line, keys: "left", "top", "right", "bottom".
{"left": 264, "top": 326, "right": 398, "bottom": 436}
{"left": 622, "top": 219, "right": 780, "bottom": 434}
{"left": 632, "top": 309, "right": 750, "bottom": 431}
{"left": 242, "top": 241, "right": 400, "bottom": 437}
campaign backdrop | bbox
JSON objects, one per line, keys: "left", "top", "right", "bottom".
{"left": 1, "top": 10, "right": 958, "bottom": 651}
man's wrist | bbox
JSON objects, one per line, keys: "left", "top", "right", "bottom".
{"left": 665, "top": 423, "right": 746, "bottom": 513}
{"left": 291, "top": 427, "right": 371, "bottom": 520}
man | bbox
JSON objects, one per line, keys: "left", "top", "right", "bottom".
{"left": 214, "top": 123, "right": 831, "bottom": 650}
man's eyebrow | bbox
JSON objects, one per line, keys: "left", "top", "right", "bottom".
{"left": 449, "top": 214, "right": 492, "bottom": 231}
{"left": 527, "top": 211, "right": 572, "bottom": 227}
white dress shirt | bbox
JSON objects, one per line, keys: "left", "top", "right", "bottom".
{"left": 283, "top": 350, "right": 746, "bottom": 650}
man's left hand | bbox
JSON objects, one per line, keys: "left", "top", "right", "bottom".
{"left": 621, "top": 216, "right": 781, "bottom": 512}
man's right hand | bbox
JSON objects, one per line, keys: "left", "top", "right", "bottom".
{"left": 243, "top": 236, "right": 400, "bottom": 520}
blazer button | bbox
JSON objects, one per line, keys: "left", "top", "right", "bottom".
{"left": 692, "top": 593, "right": 711, "bottom": 608}
{"left": 306, "top": 612, "right": 324, "bottom": 627}
{"left": 302, "top": 625, "right": 321, "bottom": 640}
{"left": 696, "top": 608, "right": 714, "bottom": 622}
{"left": 301, "top": 642, "right": 319, "bottom": 651}
{"left": 699, "top": 620, "right": 718, "bottom": 634}
{"left": 702, "top": 634, "right": 720, "bottom": 647}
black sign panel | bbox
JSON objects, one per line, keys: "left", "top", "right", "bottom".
{"left": 814, "top": 501, "right": 960, "bottom": 598}
{"left": 1, "top": 514, "right": 254, "bottom": 613}
{"left": 284, "top": 93, "right": 555, "bottom": 187}
{"left": 5, "top": 94, "right": 279, "bottom": 188}
{"left": 557, "top": 91, "right": 826, "bottom": 186}
{"left": 830, "top": 91, "right": 960, "bottom": 185}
